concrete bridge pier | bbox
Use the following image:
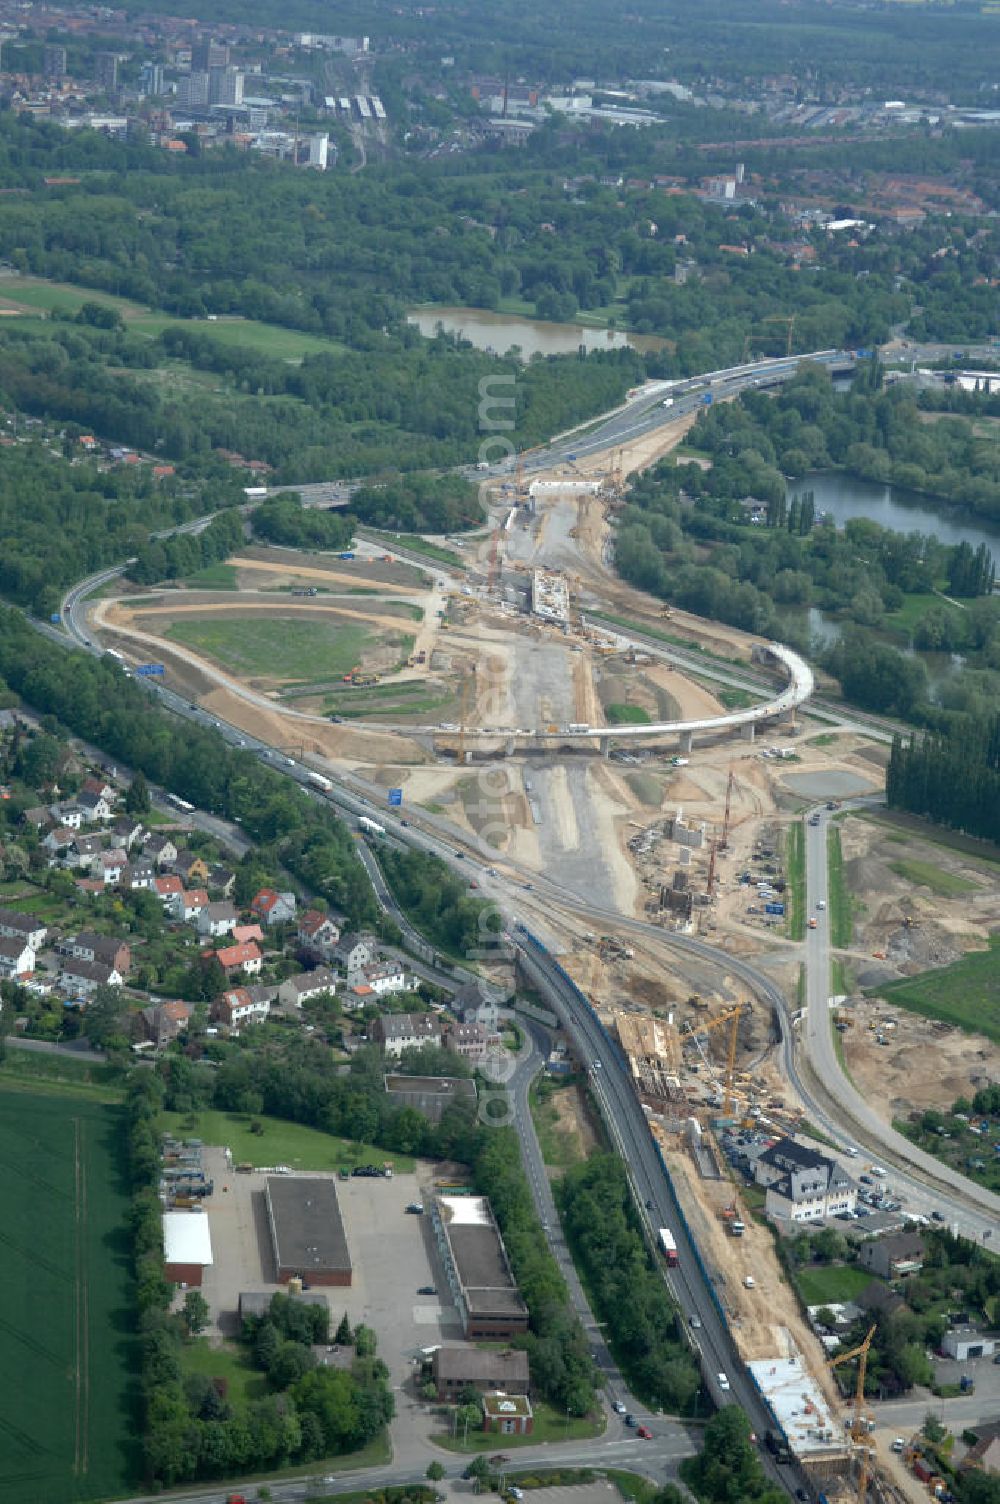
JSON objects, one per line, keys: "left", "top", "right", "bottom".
{"left": 505, "top": 737, "right": 516, "bottom": 758}
{"left": 679, "top": 730, "right": 693, "bottom": 755}
{"left": 741, "top": 722, "right": 756, "bottom": 743}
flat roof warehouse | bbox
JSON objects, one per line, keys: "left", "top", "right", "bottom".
{"left": 266, "top": 1175, "right": 352, "bottom": 1286}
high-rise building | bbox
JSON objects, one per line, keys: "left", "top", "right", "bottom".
{"left": 191, "top": 36, "right": 229, "bottom": 72}
{"left": 96, "top": 52, "right": 119, "bottom": 91}
{"left": 208, "top": 66, "right": 243, "bottom": 107}
{"left": 139, "top": 61, "right": 164, "bottom": 98}
{"left": 43, "top": 45, "right": 67, "bottom": 79}
{"left": 176, "top": 71, "right": 209, "bottom": 110}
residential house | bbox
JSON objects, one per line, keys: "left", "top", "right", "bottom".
{"left": 111, "top": 816, "right": 146, "bottom": 850}
{"left": 120, "top": 858, "right": 156, "bottom": 891}
{"left": 65, "top": 932, "right": 131, "bottom": 976}
{"left": 47, "top": 801, "right": 84, "bottom": 830}
{"left": 432, "top": 1343, "right": 529, "bottom": 1401}
{"left": 445, "top": 1022, "right": 489, "bottom": 1064}
{"left": 213, "top": 986, "right": 270, "bottom": 1030}
{"left": 0, "top": 936, "right": 35, "bottom": 978}
{"left": 297, "top": 909, "right": 341, "bottom": 960}
{"left": 755, "top": 1136, "right": 856, "bottom": 1223}
{"left": 360, "top": 959, "right": 408, "bottom": 997}
{"left": 232, "top": 923, "right": 264, "bottom": 946}
{"left": 138, "top": 1000, "right": 192, "bottom": 1047}
{"left": 277, "top": 967, "right": 339, "bottom": 1009}
{"left": 70, "top": 833, "right": 105, "bottom": 869}
{"left": 94, "top": 849, "right": 128, "bottom": 884}
{"left": 172, "top": 851, "right": 210, "bottom": 885}
{"left": 858, "top": 1233, "right": 925, "bottom": 1281}
{"left": 75, "top": 788, "right": 114, "bottom": 822}
{"left": 75, "top": 878, "right": 106, "bottom": 898}
{"left": 209, "top": 940, "right": 262, "bottom": 976}
{"left": 251, "top": 888, "right": 297, "bottom": 926}
{"left": 81, "top": 775, "right": 117, "bottom": 804}
{"left": 60, "top": 957, "right": 123, "bottom": 996}
{"left": 41, "top": 827, "right": 78, "bottom": 861}
{"left": 333, "top": 931, "right": 376, "bottom": 974}
{"left": 145, "top": 833, "right": 178, "bottom": 869}
{"left": 196, "top": 901, "right": 239, "bottom": 939}
{"left": 207, "top": 865, "right": 236, "bottom": 897}
{"left": 369, "top": 1012, "right": 443, "bottom": 1057}
{"left": 22, "top": 805, "right": 52, "bottom": 832}
{"left": 0, "top": 906, "right": 47, "bottom": 952}
{"left": 451, "top": 980, "right": 502, "bottom": 1036}
{"left": 170, "top": 888, "right": 209, "bottom": 923}
{"left": 154, "top": 874, "right": 184, "bottom": 903}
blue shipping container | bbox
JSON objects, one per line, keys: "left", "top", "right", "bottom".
{"left": 764, "top": 902, "right": 786, "bottom": 916}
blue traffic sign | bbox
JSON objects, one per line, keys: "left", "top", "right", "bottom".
{"left": 388, "top": 788, "right": 403, "bottom": 807}
{"left": 50, "top": 613, "right": 61, "bottom": 624}
{"left": 135, "top": 663, "right": 165, "bottom": 677}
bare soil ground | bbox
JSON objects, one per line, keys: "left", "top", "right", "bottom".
{"left": 840, "top": 997, "right": 1000, "bottom": 1122}
{"left": 232, "top": 545, "right": 426, "bottom": 592}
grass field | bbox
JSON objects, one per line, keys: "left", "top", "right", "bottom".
{"left": 434, "top": 1399, "right": 604, "bottom": 1451}
{"left": 0, "top": 275, "right": 348, "bottom": 361}
{"left": 795, "top": 1263, "right": 878, "bottom": 1304}
{"left": 528, "top": 1075, "right": 589, "bottom": 1170}
{"left": 606, "top": 703, "right": 651, "bottom": 725}
{"left": 827, "top": 826, "right": 855, "bottom": 948}
{"left": 785, "top": 821, "right": 805, "bottom": 941}
{"left": 159, "top": 1108, "right": 415, "bottom": 1173}
{"left": 875, "top": 936, "right": 1000, "bottom": 1044}
{"left": 887, "top": 858, "right": 981, "bottom": 898}
{"left": 185, "top": 561, "right": 239, "bottom": 590}
{"left": 0, "top": 1091, "right": 138, "bottom": 1503}
{"left": 164, "top": 616, "right": 375, "bottom": 682}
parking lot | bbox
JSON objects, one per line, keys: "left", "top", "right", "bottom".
{"left": 195, "top": 1154, "right": 462, "bottom": 1407}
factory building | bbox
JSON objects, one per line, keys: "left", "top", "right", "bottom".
{"left": 266, "top": 1175, "right": 352, "bottom": 1286}
{"left": 431, "top": 1194, "right": 529, "bottom": 1340}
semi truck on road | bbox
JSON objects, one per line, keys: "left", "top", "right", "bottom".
{"left": 658, "top": 1227, "right": 678, "bottom": 1266}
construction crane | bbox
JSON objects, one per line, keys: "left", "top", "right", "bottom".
{"left": 720, "top": 768, "right": 735, "bottom": 852}
{"left": 763, "top": 314, "right": 796, "bottom": 357}
{"left": 827, "top": 1324, "right": 877, "bottom": 1504}
{"left": 706, "top": 832, "right": 719, "bottom": 899}
{"left": 682, "top": 1002, "right": 752, "bottom": 1117}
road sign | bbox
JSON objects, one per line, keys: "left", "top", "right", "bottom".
{"left": 135, "top": 663, "right": 165, "bottom": 677}
{"left": 50, "top": 613, "right": 60, "bottom": 624}
{"left": 764, "top": 902, "right": 785, "bottom": 916}
{"left": 388, "top": 788, "right": 403, "bottom": 807}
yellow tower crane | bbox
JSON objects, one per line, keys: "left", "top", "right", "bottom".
{"left": 827, "top": 1324, "right": 877, "bottom": 1504}
{"left": 682, "top": 1002, "right": 752, "bottom": 1117}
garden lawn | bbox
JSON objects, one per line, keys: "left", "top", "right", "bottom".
{"left": 795, "top": 1264, "right": 882, "bottom": 1304}
{"left": 159, "top": 1108, "right": 415, "bottom": 1173}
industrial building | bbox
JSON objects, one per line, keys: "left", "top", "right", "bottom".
{"left": 482, "top": 1392, "right": 534, "bottom": 1435}
{"left": 432, "top": 1343, "right": 530, "bottom": 1400}
{"left": 163, "top": 1210, "right": 213, "bottom": 1287}
{"left": 431, "top": 1194, "right": 529, "bottom": 1339}
{"left": 266, "top": 1175, "right": 352, "bottom": 1286}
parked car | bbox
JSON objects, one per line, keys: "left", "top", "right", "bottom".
{"left": 417, "top": 1285, "right": 436, "bottom": 1296}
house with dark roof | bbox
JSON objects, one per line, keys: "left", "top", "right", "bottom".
{"left": 858, "top": 1232, "right": 924, "bottom": 1280}
{"left": 145, "top": 833, "right": 178, "bottom": 868}
{"left": 60, "top": 957, "right": 123, "bottom": 996}
{"left": 755, "top": 1136, "right": 856, "bottom": 1223}
{"left": 277, "top": 967, "right": 339, "bottom": 1009}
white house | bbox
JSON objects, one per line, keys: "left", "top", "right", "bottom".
{"left": 297, "top": 910, "right": 342, "bottom": 959}
{"left": 60, "top": 958, "right": 123, "bottom": 996}
{"left": 213, "top": 987, "right": 271, "bottom": 1031}
{"left": 360, "top": 959, "right": 408, "bottom": 997}
{"left": 196, "top": 901, "right": 239, "bottom": 938}
{"left": 370, "top": 1012, "right": 443, "bottom": 1057}
{"left": 0, "top": 906, "right": 48, "bottom": 952}
{"left": 0, "top": 936, "right": 35, "bottom": 977}
{"left": 334, "top": 931, "right": 376, "bottom": 974}
{"left": 169, "top": 888, "right": 209, "bottom": 923}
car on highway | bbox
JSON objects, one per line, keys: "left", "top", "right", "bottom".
{"left": 613, "top": 1401, "right": 627, "bottom": 1415}
{"left": 718, "top": 1373, "right": 730, "bottom": 1391}
{"left": 816, "top": 899, "right": 826, "bottom": 910}
{"left": 689, "top": 1313, "right": 702, "bottom": 1328}
{"left": 808, "top": 917, "right": 818, "bottom": 929}
{"left": 637, "top": 1425, "right": 653, "bottom": 1440}
{"left": 624, "top": 1413, "right": 636, "bottom": 1427}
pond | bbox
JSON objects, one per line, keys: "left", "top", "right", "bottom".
{"left": 407, "top": 305, "right": 668, "bottom": 360}
{"left": 787, "top": 472, "right": 1000, "bottom": 557}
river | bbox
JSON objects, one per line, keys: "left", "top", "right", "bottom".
{"left": 407, "top": 305, "right": 667, "bottom": 360}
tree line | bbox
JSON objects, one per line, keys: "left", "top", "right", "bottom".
{"left": 887, "top": 716, "right": 1000, "bottom": 845}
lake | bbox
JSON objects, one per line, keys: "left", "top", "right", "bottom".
{"left": 787, "top": 471, "right": 1000, "bottom": 557}
{"left": 407, "top": 305, "right": 668, "bottom": 360}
